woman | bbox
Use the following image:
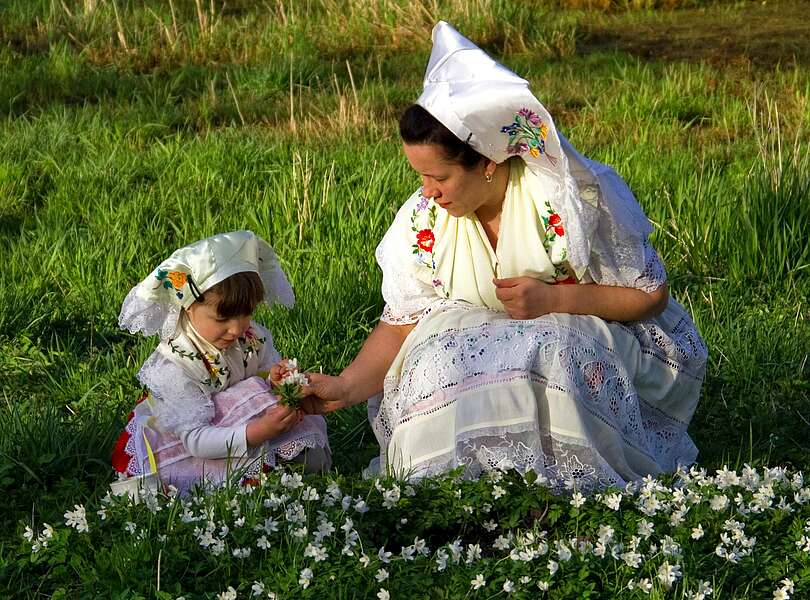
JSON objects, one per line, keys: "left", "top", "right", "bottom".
{"left": 304, "top": 22, "right": 707, "bottom": 491}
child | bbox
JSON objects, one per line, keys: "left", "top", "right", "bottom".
{"left": 111, "top": 230, "right": 330, "bottom": 497}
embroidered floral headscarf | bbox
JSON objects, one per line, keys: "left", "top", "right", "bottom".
{"left": 119, "top": 230, "right": 294, "bottom": 341}
{"left": 412, "top": 22, "right": 653, "bottom": 296}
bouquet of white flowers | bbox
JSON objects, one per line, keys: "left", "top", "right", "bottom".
{"left": 272, "top": 358, "right": 309, "bottom": 409}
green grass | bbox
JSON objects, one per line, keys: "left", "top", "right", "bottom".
{"left": 1, "top": 0, "right": 809, "bottom": 596}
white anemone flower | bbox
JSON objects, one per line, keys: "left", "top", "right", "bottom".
{"left": 298, "top": 568, "right": 313, "bottom": 589}
{"left": 64, "top": 504, "right": 89, "bottom": 533}
{"left": 657, "top": 561, "right": 682, "bottom": 590}
{"left": 435, "top": 549, "right": 449, "bottom": 571}
{"left": 482, "top": 520, "right": 498, "bottom": 532}
{"left": 628, "top": 579, "right": 652, "bottom": 594}
{"left": 466, "top": 543, "right": 482, "bottom": 563}
{"left": 603, "top": 493, "right": 622, "bottom": 510}
{"left": 251, "top": 581, "right": 265, "bottom": 596}
{"left": 217, "top": 587, "right": 237, "bottom": 600}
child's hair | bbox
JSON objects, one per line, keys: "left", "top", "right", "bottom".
{"left": 202, "top": 271, "right": 264, "bottom": 317}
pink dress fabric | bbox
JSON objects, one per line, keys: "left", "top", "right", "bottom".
{"left": 121, "top": 376, "right": 329, "bottom": 495}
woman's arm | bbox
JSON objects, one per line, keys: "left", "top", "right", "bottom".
{"left": 303, "top": 320, "right": 415, "bottom": 412}
{"left": 555, "top": 281, "right": 668, "bottom": 321}
{"left": 494, "top": 277, "right": 669, "bottom": 322}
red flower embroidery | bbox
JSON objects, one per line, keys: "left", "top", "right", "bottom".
{"left": 554, "top": 225, "right": 565, "bottom": 236}
{"left": 548, "top": 213, "right": 562, "bottom": 226}
{"left": 554, "top": 276, "right": 578, "bottom": 285}
{"left": 416, "top": 229, "right": 435, "bottom": 253}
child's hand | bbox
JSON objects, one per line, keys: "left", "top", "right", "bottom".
{"left": 268, "top": 358, "right": 297, "bottom": 386}
{"left": 246, "top": 404, "right": 302, "bottom": 447}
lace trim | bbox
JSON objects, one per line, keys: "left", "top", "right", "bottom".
{"left": 632, "top": 239, "right": 668, "bottom": 293}
{"left": 269, "top": 428, "right": 330, "bottom": 463}
{"left": 381, "top": 304, "right": 422, "bottom": 325}
{"left": 621, "top": 315, "right": 708, "bottom": 381}
{"left": 374, "top": 308, "right": 703, "bottom": 487}
{"left": 137, "top": 353, "right": 214, "bottom": 433}
{"left": 118, "top": 287, "right": 182, "bottom": 341}
{"left": 389, "top": 429, "right": 624, "bottom": 493}
{"left": 124, "top": 416, "right": 143, "bottom": 476}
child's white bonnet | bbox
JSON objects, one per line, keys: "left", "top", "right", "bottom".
{"left": 118, "top": 230, "right": 294, "bottom": 341}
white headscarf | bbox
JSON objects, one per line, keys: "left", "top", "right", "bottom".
{"left": 415, "top": 21, "right": 653, "bottom": 288}
{"left": 119, "top": 230, "right": 294, "bottom": 341}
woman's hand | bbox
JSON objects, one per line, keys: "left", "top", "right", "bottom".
{"left": 493, "top": 277, "right": 559, "bottom": 319}
{"left": 246, "top": 404, "right": 302, "bottom": 446}
{"left": 299, "top": 373, "right": 352, "bottom": 414}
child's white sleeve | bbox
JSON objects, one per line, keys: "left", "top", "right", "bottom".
{"left": 178, "top": 425, "right": 248, "bottom": 459}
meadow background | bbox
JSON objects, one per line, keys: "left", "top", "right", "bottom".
{"left": 1, "top": 0, "right": 809, "bottom": 597}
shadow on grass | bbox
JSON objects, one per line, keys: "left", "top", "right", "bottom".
{"left": 579, "top": 0, "right": 810, "bottom": 68}
{"left": 0, "top": 400, "right": 119, "bottom": 533}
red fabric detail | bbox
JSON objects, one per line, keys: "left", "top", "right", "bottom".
{"left": 111, "top": 390, "right": 148, "bottom": 474}
{"left": 111, "top": 427, "right": 132, "bottom": 473}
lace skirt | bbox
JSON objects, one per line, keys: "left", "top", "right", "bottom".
{"left": 111, "top": 376, "right": 330, "bottom": 496}
{"left": 369, "top": 299, "right": 707, "bottom": 491}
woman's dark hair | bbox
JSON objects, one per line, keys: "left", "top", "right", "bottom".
{"left": 399, "top": 104, "right": 486, "bottom": 169}
{"left": 202, "top": 271, "right": 265, "bottom": 318}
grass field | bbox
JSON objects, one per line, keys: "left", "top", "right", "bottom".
{"left": 1, "top": 0, "right": 809, "bottom": 597}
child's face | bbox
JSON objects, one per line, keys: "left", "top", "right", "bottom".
{"left": 186, "top": 293, "right": 251, "bottom": 350}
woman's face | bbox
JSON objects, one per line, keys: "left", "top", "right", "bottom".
{"left": 186, "top": 293, "right": 252, "bottom": 350}
{"left": 403, "top": 143, "right": 493, "bottom": 218}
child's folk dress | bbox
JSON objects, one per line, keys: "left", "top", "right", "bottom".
{"left": 112, "top": 316, "right": 329, "bottom": 495}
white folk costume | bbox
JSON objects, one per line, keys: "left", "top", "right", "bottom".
{"left": 370, "top": 22, "right": 707, "bottom": 490}
{"left": 112, "top": 231, "right": 330, "bottom": 497}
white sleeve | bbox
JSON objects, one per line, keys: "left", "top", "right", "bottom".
{"left": 178, "top": 424, "right": 248, "bottom": 459}
{"left": 630, "top": 239, "right": 668, "bottom": 293}
{"left": 376, "top": 193, "right": 438, "bottom": 325}
{"left": 584, "top": 237, "right": 667, "bottom": 293}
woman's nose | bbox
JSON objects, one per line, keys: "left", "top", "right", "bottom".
{"left": 422, "top": 180, "right": 441, "bottom": 199}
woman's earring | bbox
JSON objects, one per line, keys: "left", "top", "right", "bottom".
{"left": 485, "top": 173, "right": 493, "bottom": 183}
